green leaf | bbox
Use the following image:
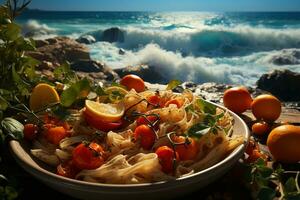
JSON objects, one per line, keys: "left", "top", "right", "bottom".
{"left": 0, "top": 129, "right": 4, "bottom": 145}
{"left": 108, "top": 90, "right": 125, "bottom": 103}
{"left": 166, "top": 80, "right": 182, "bottom": 90}
{"left": 258, "top": 167, "right": 273, "bottom": 178}
{"left": 1, "top": 117, "right": 24, "bottom": 140}
{"left": 196, "top": 98, "right": 216, "bottom": 115}
{"left": 94, "top": 85, "right": 107, "bottom": 96}
{"left": 257, "top": 187, "right": 276, "bottom": 200}
{"left": 187, "top": 123, "right": 211, "bottom": 138}
{"left": 3, "top": 23, "right": 20, "bottom": 40}
{"left": 111, "top": 82, "right": 127, "bottom": 89}
{"left": 12, "top": 66, "right": 30, "bottom": 96}
{"left": 0, "top": 96, "right": 8, "bottom": 110}
{"left": 54, "top": 62, "right": 77, "bottom": 84}
{"left": 284, "top": 177, "right": 297, "bottom": 194}
{"left": 4, "top": 186, "right": 18, "bottom": 200}
{"left": 52, "top": 105, "right": 71, "bottom": 121}
{"left": 60, "top": 78, "right": 91, "bottom": 107}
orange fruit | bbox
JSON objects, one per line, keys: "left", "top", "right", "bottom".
{"left": 251, "top": 121, "right": 270, "bottom": 136}
{"left": 267, "top": 125, "right": 300, "bottom": 163}
{"left": 223, "top": 86, "right": 253, "bottom": 114}
{"left": 85, "top": 100, "right": 125, "bottom": 122}
{"left": 120, "top": 74, "right": 145, "bottom": 92}
{"left": 251, "top": 94, "right": 281, "bottom": 122}
{"left": 29, "top": 83, "right": 60, "bottom": 111}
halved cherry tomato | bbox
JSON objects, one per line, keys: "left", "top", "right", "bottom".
{"left": 84, "top": 110, "right": 123, "bottom": 132}
{"left": 245, "top": 140, "right": 258, "bottom": 155}
{"left": 136, "top": 115, "right": 159, "bottom": 126}
{"left": 120, "top": 74, "right": 145, "bottom": 92}
{"left": 245, "top": 149, "right": 266, "bottom": 164}
{"left": 72, "top": 142, "right": 104, "bottom": 170}
{"left": 45, "top": 126, "right": 69, "bottom": 145}
{"left": 147, "top": 95, "right": 160, "bottom": 106}
{"left": 155, "top": 146, "right": 179, "bottom": 174}
{"left": 43, "top": 114, "right": 71, "bottom": 130}
{"left": 134, "top": 125, "right": 156, "bottom": 150}
{"left": 57, "top": 160, "right": 80, "bottom": 178}
{"left": 173, "top": 136, "right": 198, "bottom": 161}
{"left": 23, "top": 124, "right": 39, "bottom": 141}
{"left": 164, "top": 99, "right": 184, "bottom": 108}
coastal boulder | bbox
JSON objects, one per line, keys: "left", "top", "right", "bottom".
{"left": 27, "top": 36, "right": 90, "bottom": 68}
{"left": 266, "top": 49, "right": 300, "bottom": 65}
{"left": 115, "top": 65, "right": 165, "bottom": 83}
{"left": 76, "top": 35, "right": 96, "bottom": 44}
{"left": 102, "top": 27, "right": 124, "bottom": 43}
{"left": 257, "top": 69, "right": 300, "bottom": 101}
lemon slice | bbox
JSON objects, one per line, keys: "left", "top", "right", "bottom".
{"left": 85, "top": 100, "right": 125, "bottom": 122}
{"left": 30, "top": 83, "right": 60, "bottom": 111}
{"left": 105, "top": 86, "right": 128, "bottom": 102}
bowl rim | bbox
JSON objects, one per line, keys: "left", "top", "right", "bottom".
{"left": 9, "top": 100, "right": 250, "bottom": 189}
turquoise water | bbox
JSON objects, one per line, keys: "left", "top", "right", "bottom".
{"left": 17, "top": 11, "right": 300, "bottom": 85}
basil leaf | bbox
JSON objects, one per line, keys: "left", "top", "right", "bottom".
{"left": 1, "top": 118, "right": 24, "bottom": 140}
{"left": 284, "top": 177, "right": 297, "bottom": 194}
{"left": 60, "top": 78, "right": 91, "bottom": 107}
{"left": 196, "top": 98, "right": 216, "bottom": 115}
{"left": 166, "top": 80, "right": 182, "bottom": 90}
{"left": 188, "top": 123, "right": 211, "bottom": 138}
{"left": 0, "top": 96, "right": 8, "bottom": 111}
{"left": 94, "top": 85, "right": 107, "bottom": 96}
{"left": 256, "top": 187, "right": 276, "bottom": 200}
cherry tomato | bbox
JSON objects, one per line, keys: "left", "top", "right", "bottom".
{"left": 173, "top": 136, "right": 198, "bottom": 161}
{"left": 155, "top": 146, "right": 178, "bottom": 174}
{"left": 84, "top": 110, "right": 123, "bottom": 132}
{"left": 245, "top": 140, "right": 258, "bottom": 155}
{"left": 147, "top": 95, "right": 160, "bottom": 106}
{"left": 23, "top": 124, "right": 39, "bottom": 140}
{"left": 245, "top": 150, "right": 266, "bottom": 164}
{"left": 252, "top": 121, "right": 270, "bottom": 136}
{"left": 45, "top": 126, "right": 69, "bottom": 145}
{"left": 120, "top": 74, "right": 145, "bottom": 92}
{"left": 164, "top": 99, "right": 184, "bottom": 108}
{"left": 57, "top": 160, "right": 80, "bottom": 178}
{"left": 43, "top": 114, "right": 71, "bottom": 130}
{"left": 72, "top": 142, "right": 104, "bottom": 170}
{"left": 134, "top": 125, "right": 156, "bottom": 150}
{"left": 136, "top": 115, "right": 159, "bottom": 127}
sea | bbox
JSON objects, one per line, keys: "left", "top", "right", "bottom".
{"left": 17, "top": 11, "right": 300, "bottom": 86}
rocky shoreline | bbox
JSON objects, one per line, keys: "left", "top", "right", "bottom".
{"left": 28, "top": 36, "right": 300, "bottom": 110}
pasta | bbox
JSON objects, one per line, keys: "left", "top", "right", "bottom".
{"left": 28, "top": 88, "right": 243, "bottom": 184}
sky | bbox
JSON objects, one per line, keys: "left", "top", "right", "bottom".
{"left": 1, "top": 0, "right": 300, "bottom": 11}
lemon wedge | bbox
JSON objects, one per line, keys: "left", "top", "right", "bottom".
{"left": 29, "top": 83, "right": 60, "bottom": 111}
{"left": 85, "top": 100, "right": 125, "bottom": 122}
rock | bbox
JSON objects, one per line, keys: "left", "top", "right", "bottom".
{"left": 257, "top": 69, "right": 300, "bottom": 101}
{"left": 102, "top": 27, "right": 124, "bottom": 43}
{"left": 76, "top": 35, "right": 96, "bottom": 44}
{"left": 70, "top": 59, "right": 104, "bottom": 72}
{"left": 34, "top": 39, "right": 49, "bottom": 48}
{"left": 115, "top": 65, "right": 165, "bottom": 84}
{"left": 267, "top": 49, "right": 300, "bottom": 65}
{"left": 119, "top": 48, "right": 125, "bottom": 55}
{"left": 27, "top": 36, "right": 90, "bottom": 68}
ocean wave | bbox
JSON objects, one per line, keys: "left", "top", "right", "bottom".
{"left": 90, "top": 42, "right": 300, "bottom": 86}
{"left": 88, "top": 25, "right": 300, "bottom": 57}
{"left": 22, "top": 20, "right": 56, "bottom": 38}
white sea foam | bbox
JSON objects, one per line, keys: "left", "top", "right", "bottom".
{"left": 22, "top": 20, "right": 56, "bottom": 38}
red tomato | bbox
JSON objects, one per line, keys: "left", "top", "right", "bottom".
{"left": 72, "top": 142, "right": 104, "bottom": 170}
{"left": 45, "top": 126, "right": 69, "bottom": 145}
{"left": 245, "top": 140, "right": 258, "bottom": 155}
{"left": 147, "top": 95, "right": 160, "bottom": 106}
{"left": 164, "top": 99, "right": 184, "bottom": 108}
{"left": 136, "top": 115, "right": 159, "bottom": 126}
{"left": 252, "top": 121, "right": 270, "bottom": 136}
{"left": 23, "top": 124, "right": 38, "bottom": 141}
{"left": 245, "top": 150, "right": 266, "bottom": 164}
{"left": 173, "top": 136, "right": 198, "bottom": 161}
{"left": 43, "top": 114, "right": 71, "bottom": 130}
{"left": 84, "top": 110, "right": 123, "bottom": 132}
{"left": 155, "top": 146, "right": 178, "bottom": 174}
{"left": 120, "top": 74, "right": 145, "bottom": 92}
{"left": 57, "top": 160, "right": 80, "bottom": 178}
{"left": 134, "top": 125, "right": 156, "bottom": 150}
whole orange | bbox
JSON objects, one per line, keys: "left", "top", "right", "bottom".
{"left": 267, "top": 125, "right": 300, "bottom": 163}
{"left": 120, "top": 74, "right": 145, "bottom": 92}
{"left": 251, "top": 94, "right": 281, "bottom": 122}
{"left": 223, "top": 86, "right": 253, "bottom": 114}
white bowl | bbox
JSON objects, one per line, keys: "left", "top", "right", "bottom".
{"left": 10, "top": 102, "right": 250, "bottom": 200}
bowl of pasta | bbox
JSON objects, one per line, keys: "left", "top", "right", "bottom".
{"left": 9, "top": 82, "right": 250, "bottom": 200}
